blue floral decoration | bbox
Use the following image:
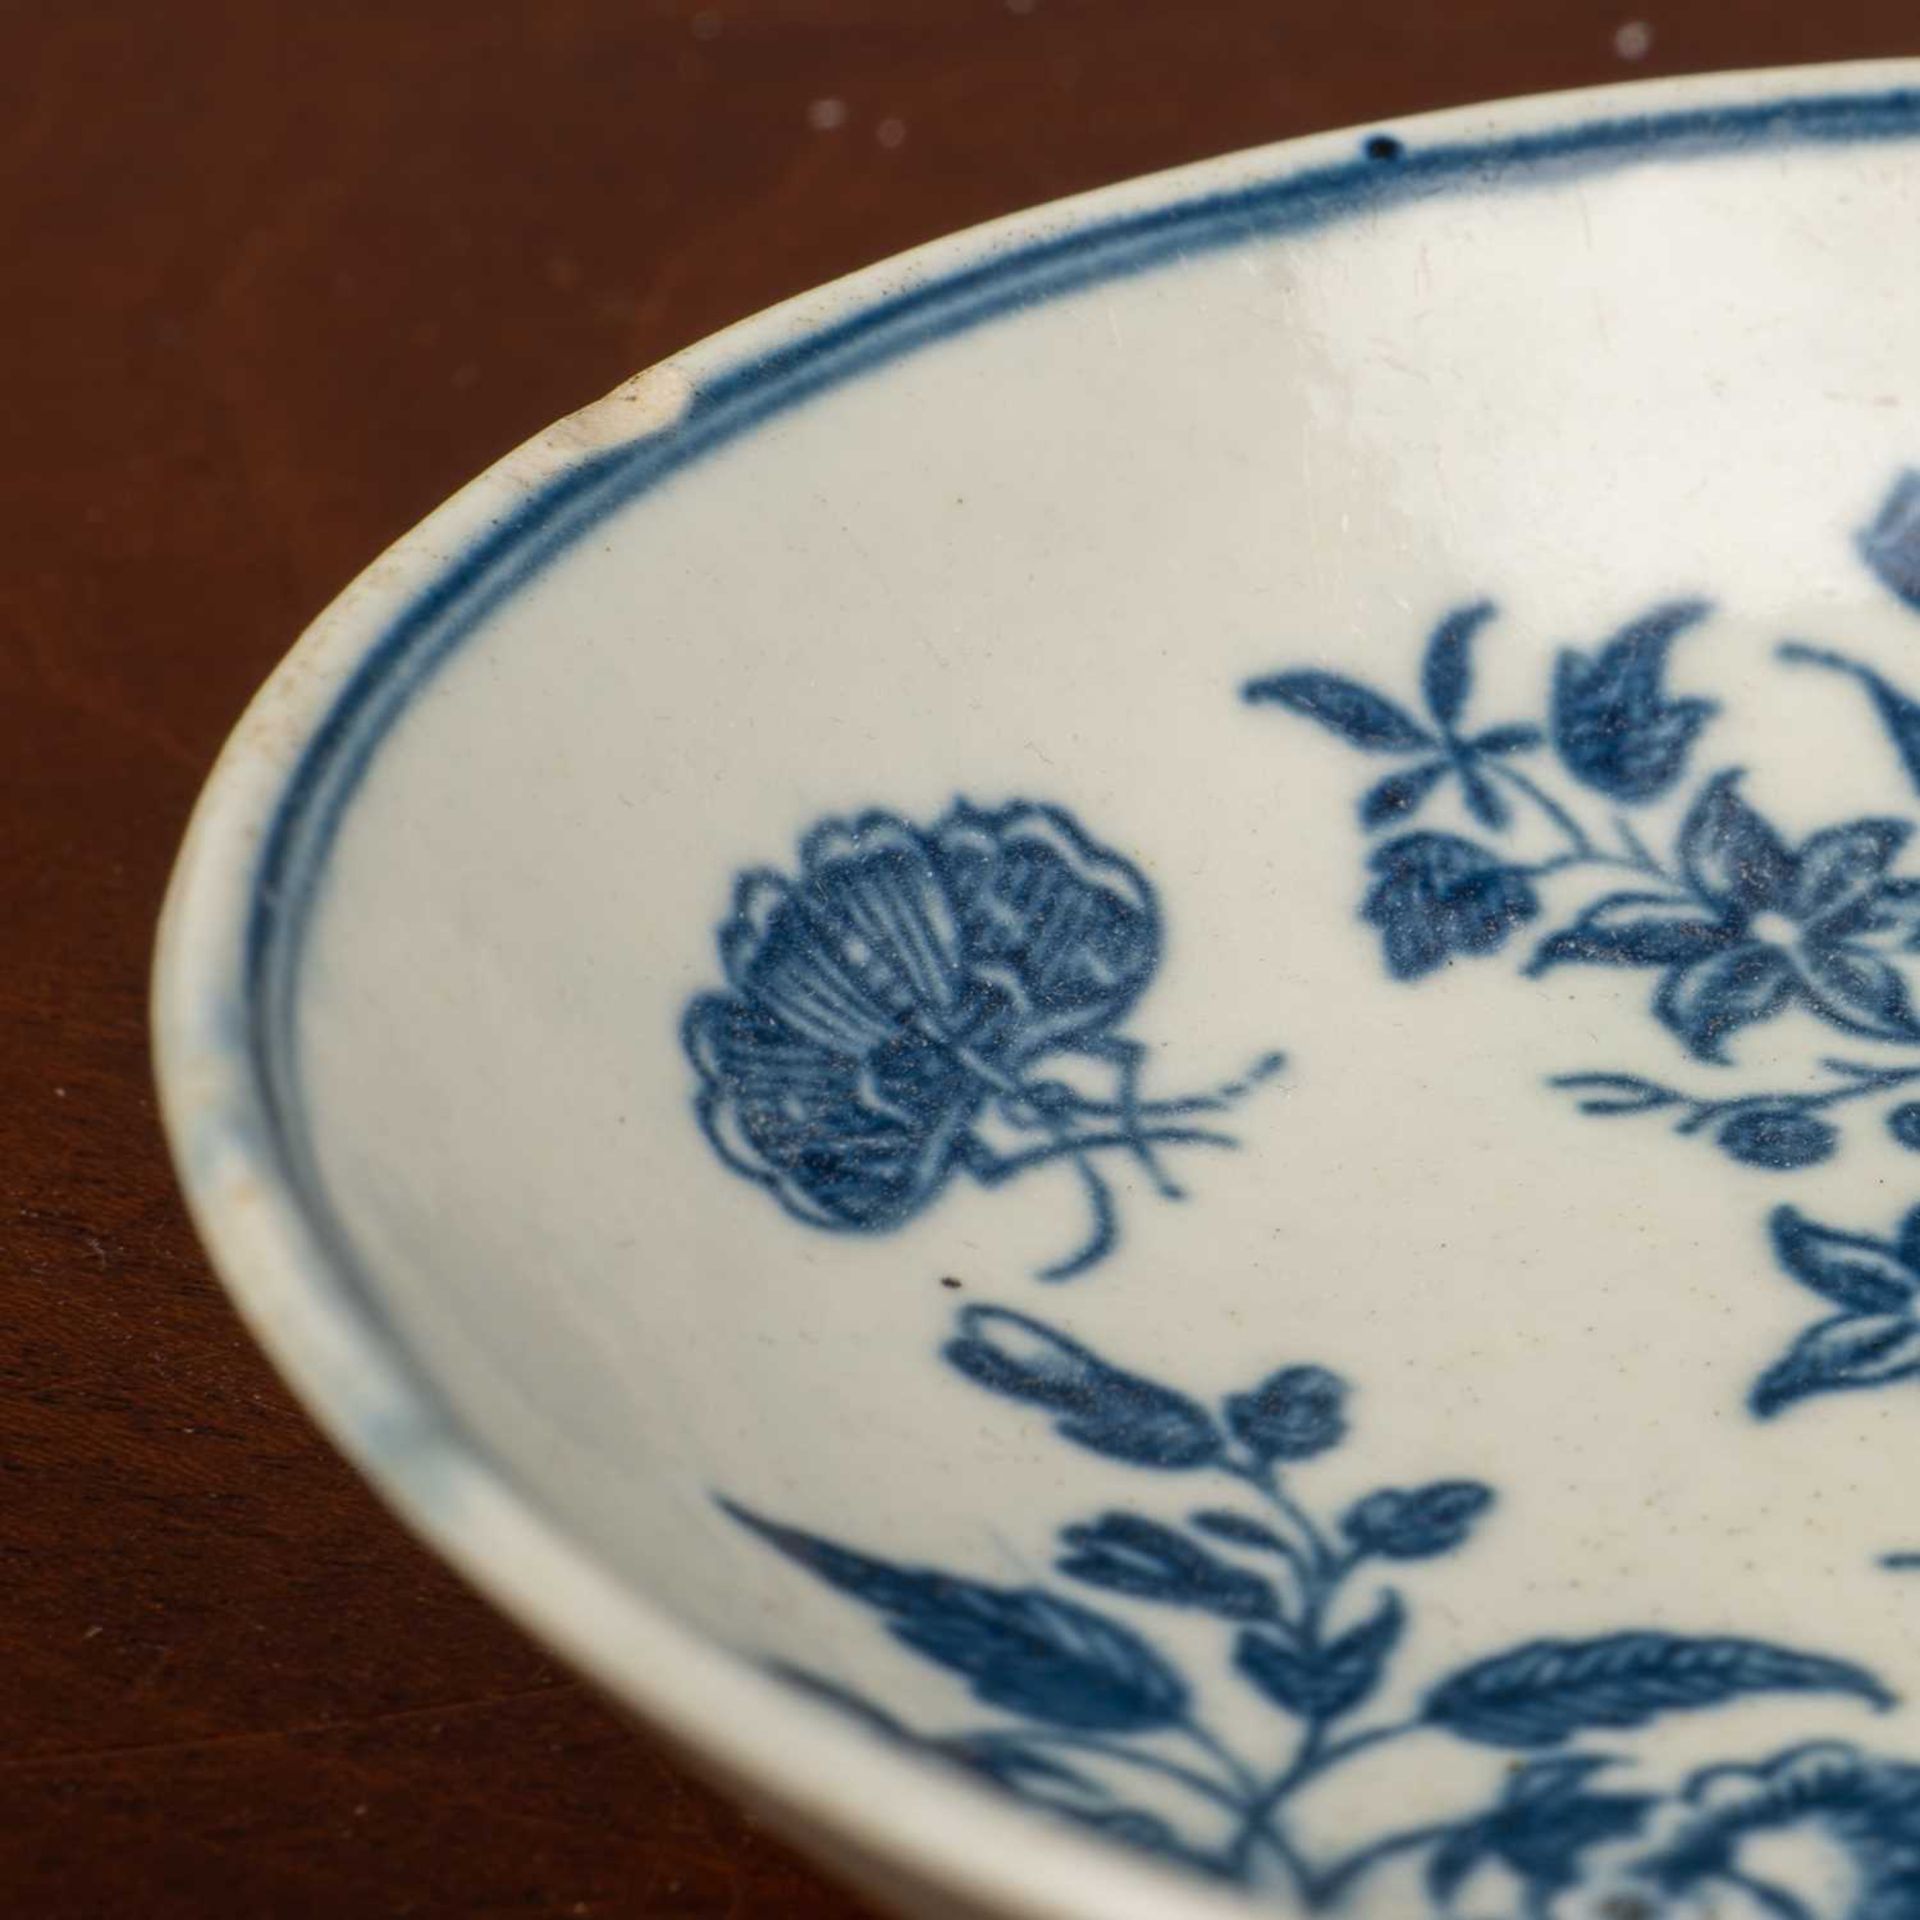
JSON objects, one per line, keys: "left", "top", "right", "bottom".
{"left": 1528, "top": 772, "right": 1920, "bottom": 1062}
{"left": 1548, "top": 1057, "right": 1920, "bottom": 1173}
{"left": 683, "top": 801, "right": 1281, "bottom": 1279}
{"left": 1549, "top": 599, "right": 1719, "bottom": 803}
{"left": 1245, "top": 472, "right": 1920, "bottom": 1175}
{"left": 1754, "top": 1205, "right": 1920, "bottom": 1419}
{"left": 726, "top": 1306, "right": 1894, "bottom": 1908}
{"left": 1362, "top": 833, "right": 1540, "bottom": 981}
{"left": 1431, "top": 1742, "right": 1920, "bottom": 1918}
{"left": 1250, "top": 600, "right": 1544, "bottom": 834}
{"left": 1864, "top": 468, "right": 1920, "bottom": 613}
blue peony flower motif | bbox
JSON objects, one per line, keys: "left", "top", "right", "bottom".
{"left": 1426, "top": 1757, "right": 1656, "bottom": 1916}
{"left": 1439, "top": 1743, "right": 1920, "bottom": 1920}
{"left": 1362, "top": 832, "right": 1541, "bottom": 980}
{"left": 683, "top": 801, "right": 1280, "bottom": 1279}
{"left": 1428, "top": 1744, "right": 1920, "bottom": 1919}
{"left": 1530, "top": 772, "right": 1920, "bottom": 1061}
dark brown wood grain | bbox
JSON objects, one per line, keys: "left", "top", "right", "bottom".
{"left": 3, "top": 3, "right": 1916, "bottom": 1913}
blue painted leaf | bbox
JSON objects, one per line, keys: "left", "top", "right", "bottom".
{"left": 944, "top": 1307, "right": 1222, "bottom": 1469}
{"left": 1653, "top": 942, "right": 1797, "bottom": 1063}
{"left": 1235, "top": 1592, "right": 1403, "bottom": 1721}
{"left": 1527, "top": 892, "right": 1730, "bottom": 973}
{"left": 1224, "top": 1365, "right": 1347, "bottom": 1462}
{"left": 1423, "top": 1632, "right": 1892, "bottom": 1748}
{"left": 726, "top": 1502, "right": 928, "bottom": 1608}
{"left": 894, "top": 1584, "right": 1189, "bottom": 1731}
{"left": 1551, "top": 601, "right": 1716, "bottom": 802}
{"left": 1422, "top": 602, "right": 1496, "bottom": 729}
{"left": 1677, "top": 772, "right": 1795, "bottom": 911}
{"left": 1781, "top": 639, "right": 1920, "bottom": 802}
{"left": 1548, "top": 1073, "right": 1682, "bottom": 1117}
{"left": 901, "top": 1586, "right": 1178, "bottom": 1730}
{"left": 1752, "top": 1313, "right": 1920, "bottom": 1418}
{"left": 1472, "top": 723, "right": 1544, "bottom": 756}
{"left": 1459, "top": 763, "right": 1510, "bottom": 832}
{"left": 1770, "top": 1207, "right": 1920, "bottom": 1313}
{"left": 1057, "top": 1513, "right": 1277, "bottom": 1621}
{"left": 725, "top": 1502, "right": 1188, "bottom": 1732}
{"left": 1322, "top": 1590, "right": 1406, "bottom": 1699}
{"left": 1189, "top": 1510, "right": 1296, "bottom": 1555}
{"left": 1359, "top": 760, "right": 1447, "bottom": 830}
{"left": 1344, "top": 1482, "right": 1493, "bottom": 1560}
{"left": 1898, "top": 1205, "right": 1920, "bottom": 1272}
{"left": 1241, "top": 670, "right": 1433, "bottom": 751}
{"left": 1232, "top": 1631, "right": 1325, "bottom": 1719}
{"left": 1798, "top": 945, "right": 1920, "bottom": 1043}
{"left": 1862, "top": 469, "right": 1920, "bottom": 612}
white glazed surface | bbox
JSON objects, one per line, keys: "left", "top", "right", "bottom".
{"left": 158, "top": 62, "right": 1920, "bottom": 1920}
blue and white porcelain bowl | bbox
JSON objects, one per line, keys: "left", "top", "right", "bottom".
{"left": 156, "top": 62, "right": 1920, "bottom": 1920}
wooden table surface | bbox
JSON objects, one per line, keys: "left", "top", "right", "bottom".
{"left": 4, "top": 3, "right": 1915, "bottom": 1914}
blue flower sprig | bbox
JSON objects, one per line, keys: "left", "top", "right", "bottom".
{"left": 1552, "top": 1057, "right": 1920, "bottom": 1170}
{"left": 1245, "top": 598, "right": 1725, "bottom": 986}
{"left": 726, "top": 1306, "right": 1891, "bottom": 1908}
{"left": 1244, "top": 565, "right": 1920, "bottom": 1171}
{"left": 683, "top": 801, "right": 1283, "bottom": 1280}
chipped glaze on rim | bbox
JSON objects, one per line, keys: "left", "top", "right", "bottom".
{"left": 154, "top": 61, "right": 1920, "bottom": 1920}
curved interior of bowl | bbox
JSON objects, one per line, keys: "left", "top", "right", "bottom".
{"left": 240, "top": 84, "right": 1920, "bottom": 1913}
